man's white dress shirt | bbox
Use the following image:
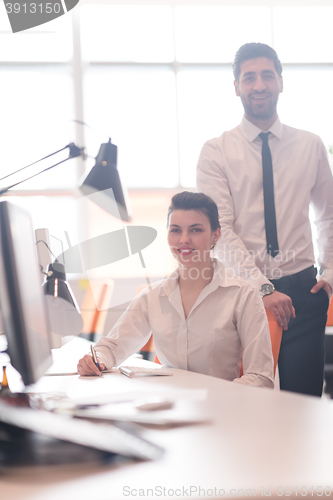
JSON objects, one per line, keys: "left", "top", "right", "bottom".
{"left": 95, "top": 260, "right": 274, "bottom": 389}
{"left": 197, "top": 117, "right": 333, "bottom": 290}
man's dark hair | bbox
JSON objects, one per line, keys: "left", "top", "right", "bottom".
{"left": 167, "top": 191, "right": 221, "bottom": 231}
{"left": 233, "top": 42, "right": 283, "bottom": 82}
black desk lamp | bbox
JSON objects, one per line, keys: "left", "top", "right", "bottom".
{"left": 43, "top": 260, "right": 83, "bottom": 339}
{"left": 0, "top": 138, "right": 132, "bottom": 223}
{"left": 80, "top": 139, "right": 132, "bottom": 222}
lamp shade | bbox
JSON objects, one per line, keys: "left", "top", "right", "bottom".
{"left": 43, "top": 262, "right": 83, "bottom": 336}
{"left": 80, "top": 139, "right": 132, "bottom": 222}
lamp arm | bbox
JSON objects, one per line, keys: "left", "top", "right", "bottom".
{"left": 0, "top": 143, "right": 85, "bottom": 196}
{"left": 0, "top": 144, "right": 70, "bottom": 183}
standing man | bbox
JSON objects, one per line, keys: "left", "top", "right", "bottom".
{"left": 197, "top": 42, "right": 333, "bottom": 397}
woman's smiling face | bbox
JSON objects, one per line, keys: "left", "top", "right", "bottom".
{"left": 167, "top": 209, "right": 220, "bottom": 268}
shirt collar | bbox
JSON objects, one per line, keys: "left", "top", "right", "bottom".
{"left": 159, "top": 267, "right": 179, "bottom": 297}
{"left": 240, "top": 115, "right": 283, "bottom": 142}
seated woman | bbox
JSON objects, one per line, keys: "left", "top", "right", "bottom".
{"left": 78, "top": 191, "right": 274, "bottom": 388}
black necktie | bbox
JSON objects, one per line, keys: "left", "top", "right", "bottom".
{"left": 259, "top": 132, "right": 279, "bottom": 257}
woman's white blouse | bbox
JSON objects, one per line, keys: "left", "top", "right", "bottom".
{"left": 95, "top": 260, "right": 274, "bottom": 388}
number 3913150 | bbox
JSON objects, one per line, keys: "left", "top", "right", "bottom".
{"left": 5, "top": 3, "right": 62, "bottom": 14}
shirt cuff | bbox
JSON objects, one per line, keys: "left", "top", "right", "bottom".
{"left": 94, "top": 345, "right": 116, "bottom": 370}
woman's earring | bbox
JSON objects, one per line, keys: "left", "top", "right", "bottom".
{"left": 211, "top": 241, "right": 217, "bottom": 250}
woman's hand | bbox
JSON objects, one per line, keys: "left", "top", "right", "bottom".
{"left": 77, "top": 354, "right": 106, "bottom": 376}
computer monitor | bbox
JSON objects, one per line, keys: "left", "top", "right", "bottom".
{"left": 0, "top": 202, "right": 163, "bottom": 466}
{"left": 0, "top": 201, "right": 52, "bottom": 386}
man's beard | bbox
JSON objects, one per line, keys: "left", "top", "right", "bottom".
{"left": 240, "top": 94, "right": 279, "bottom": 120}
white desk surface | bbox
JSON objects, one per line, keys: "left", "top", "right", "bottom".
{"left": 1, "top": 337, "right": 333, "bottom": 500}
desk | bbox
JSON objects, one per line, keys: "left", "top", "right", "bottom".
{"left": 1, "top": 338, "right": 333, "bottom": 500}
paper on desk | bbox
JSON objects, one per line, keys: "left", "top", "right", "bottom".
{"left": 73, "top": 399, "right": 210, "bottom": 427}
{"left": 51, "top": 388, "right": 208, "bottom": 412}
{"left": 44, "top": 368, "right": 117, "bottom": 376}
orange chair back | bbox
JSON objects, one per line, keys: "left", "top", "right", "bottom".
{"left": 80, "top": 280, "right": 114, "bottom": 336}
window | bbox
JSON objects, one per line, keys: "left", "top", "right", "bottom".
{"left": 84, "top": 67, "right": 179, "bottom": 188}
{"left": 174, "top": 6, "right": 271, "bottom": 62}
{"left": 1, "top": 2, "right": 332, "bottom": 279}
{"left": 273, "top": 7, "right": 333, "bottom": 63}
{"left": 0, "top": 68, "right": 75, "bottom": 189}
{"left": 80, "top": 5, "right": 174, "bottom": 63}
{"left": 0, "top": 11, "right": 77, "bottom": 245}
{"left": 2, "top": 3, "right": 332, "bottom": 195}
{"left": 79, "top": 4, "right": 333, "bottom": 191}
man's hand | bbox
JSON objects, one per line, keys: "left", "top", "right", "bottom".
{"left": 263, "top": 290, "right": 296, "bottom": 331}
{"left": 311, "top": 279, "right": 332, "bottom": 300}
{"left": 77, "top": 354, "right": 106, "bottom": 376}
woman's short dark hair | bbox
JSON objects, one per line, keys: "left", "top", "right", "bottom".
{"left": 167, "top": 191, "right": 221, "bottom": 231}
{"left": 233, "top": 42, "right": 283, "bottom": 82}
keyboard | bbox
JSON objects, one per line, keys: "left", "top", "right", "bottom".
{"left": 118, "top": 366, "right": 173, "bottom": 378}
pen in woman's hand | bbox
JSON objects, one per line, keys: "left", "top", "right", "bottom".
{"left": 90, "top": 344, "right": 101, "bottom": 372}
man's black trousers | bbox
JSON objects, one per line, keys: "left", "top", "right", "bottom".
{"left": 271, "top": 267, "right": 329, "bottom": 397}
